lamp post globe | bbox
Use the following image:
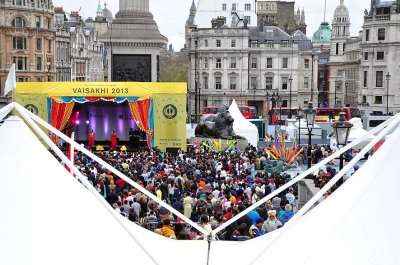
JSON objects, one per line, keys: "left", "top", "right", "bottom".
{"left": 332, "top": 112, "right": 353, "bottom": 170}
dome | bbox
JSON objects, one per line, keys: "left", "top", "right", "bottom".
{"left": 334, "top": 0, "right": 349, "bottom": 18}
{"left": 102, "top": 8, "right": 113, "bottom": 21}
{"left": 312, "top": 22, "right": 332, "bottom": 43}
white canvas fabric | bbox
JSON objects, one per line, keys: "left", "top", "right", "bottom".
{"left": 2, "top": 112, "right": 400, "bottom": 265}
{"left": 228, "top": 100, "right": 259, "bottom": 147}
{"left": 0, "top": 116, "right": 209, "bottom": 265}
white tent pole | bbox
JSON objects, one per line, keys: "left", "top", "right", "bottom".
{"left": 212, "top": 113, "right": 400, "bottom": 235}
{"left": 14, "top": 103, "right": 208, "bottom": 236}
{"left": 249, "top": 113, "right": 400, "bottom": 265}
{"left": 0, "top": 102, "right": 15, "bottom": 122}
{"left": 14, "top": 104, "right": 160, "bottom": 265}
{"left": 70, "top": 132, "right": 75, "bottom": 177}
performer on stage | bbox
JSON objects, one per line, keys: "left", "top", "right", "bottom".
{"left": 88, "top": 129, "right": 95, "bottom": 150}
{"left": 110, "top": 130, "right": 118, "bottom": 150}
{"left": 129, "top": 128, "right": 135, "bottom": 149}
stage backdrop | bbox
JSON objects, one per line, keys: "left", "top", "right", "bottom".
{"left": 15, "top": 82, "right": 187, "bottom": 151}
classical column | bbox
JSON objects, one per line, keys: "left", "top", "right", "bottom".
{"left": 119, "top": 0, "right": 149, "bottom": 12}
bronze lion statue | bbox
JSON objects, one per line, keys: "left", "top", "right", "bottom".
{"left": 195, "top": 107, "right": 242, "bottom": 140}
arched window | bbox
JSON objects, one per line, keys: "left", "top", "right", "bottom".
{"left": 12, "top": 17, "right": 26, "bottom": 27}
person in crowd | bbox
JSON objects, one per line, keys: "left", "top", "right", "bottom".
{"left": 278, "top": 204, "right": 295, "bottom": 225}
{"left": 88, "top": 129, "right": 95, "bottom": 149}
{"left": 262, "top": 210, "right": 282, "bottom": 233}
{"left": 110, "top": 130, "right": 118, "bottom": 150}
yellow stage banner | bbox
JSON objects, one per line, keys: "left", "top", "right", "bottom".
{"left": 15, "top": 82, "right": 186, "bottom": 97}
{"left": 14, "top": 93, "right": 48, "bottom": 121}
{"left": 153, "top": 94, "right": 187, "bottom": 152}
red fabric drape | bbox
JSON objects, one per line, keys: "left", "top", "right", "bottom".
{"left": 128, "top": 99, "right": 153, "bottom": 148}
{"left": 50, "top": 100, "right": 75, "bottom": 143}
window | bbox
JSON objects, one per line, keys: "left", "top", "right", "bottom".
{"left": 12, "top": 17, "right": 26, "bottom": 27}
{"left": 374, "top": 96, "right": 383, "bottom": 104}
{"left": 336, "top": 43, "right": 339, "bottom": 55}
{"left": 363, "top": 71, "right": 368, "bottom": 87}
{"left": 282, "top": 77, "right": 288, "bottom": 90}
{"left": 13, "top": 56, "right": 27, "bottom": 70}
{"left": 215, "top": 57, "right": 222, "bottom": 68}
{"left": 36, "top": 56, "right": 42, "bottom": 70}
{"left": 250, "top": 77, "right": 257, "bottom": 90}
{"left": 304, "top": 59, "right": 310, "bottom": 69}
{"left": 13, "top": 37, "right": 27, "bottom": 50}
{"left": 377, "top": 51, "right": 385, "bottom": 60}
{"left": 245, "top": 3, "right": 251, "bottom": 11}
{"left": 362, "top": 95, "right": 367, "bottom": 104}
{"left": 231, "top": 39, "right": 236, "bottom": 48}
{"left": 245, "top": 16, "right": 251, "bottom": 25}
{"left": 251, "top": 57, "right": 257, "bottom": 69}
{"left": 304, "top": 77, "right": 309, "bottom": 88}
{"left": 203, "top": 57, "right": 209, "bottom": 68}
{"left": 365, "top": 29, "right": 370, "bottom": 41}
{"left": 203, "top": 76, "right": 209, "bottom": 89}
{"left": 215, "top": 77, "right": 222, "bottom": 90}
{"left": 337, "top": 70, "right": 343, "bottom": 77}
{"left": 36, "top": 38, "right": 42, "bottom": 50}
{"left": 48, "top": 39, "right": 52, "bottom": 52}
{"left": 335, "top": 81, "right": 342, "bottom": 92}
{"left": 230, "top": 76, "right": 237, "bottom": 90}
{"left": 47, "top": 17, "right": 52, "bottom": 29}
{"left": 282, "top": 58, "right": 288, "bottom": 68}
{"left": 281, "top": 100, "right": 288, "bottom": 108}
{"left": 204, "top": 39, "right": 208, "bottom": 47}
{"left": 216, "top": 39, "right": 221, "bottom": 47}
{"left": 378, "top": 28, "right": 386, "bottom": 41}
{"left": 265, "top": 77, "right": 273, "bottom": 90}
{"left": 230, "top": 57, "right": 237, "bottom": 68}
{"left": 14, "top": 0, "right": 23, "bottom": 5}
{"left": 266, "top": 58, "right": 272, "bottom": 68}
{"left": 36, "top": 16, "right": 41, "bottom": 28}
{"left": 364, "top": 52, "right": 369, "bottom": 61}
{"left": 232, "top": 3, "right": 236, "bottom": 11}
{"left": 376, "top": 71, "right": 383, "bottom": 87}
{"left": 222, "top": 3, "right": 226, "bottom": 10}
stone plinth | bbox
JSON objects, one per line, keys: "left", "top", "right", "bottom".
{"left": 189, "top": 137, "right": 249, "bottom": 151}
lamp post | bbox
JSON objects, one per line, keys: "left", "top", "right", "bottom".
{"left": 289, "top": 76, "right": 293, "bottom": 118}
{"left": 332, "top": 112, "right": 353, "bottom": 170}
{"left": 295, "top": 107, "right": 304, "bottom": 146}
{"left": 276, "top": 95, "right": 283, "bottom": 140}
{"left": 345, "top": 82, "right": 349, "bottom": 107}
{"left": 334, "top": 80, "right": 338, "bottom": 107}
{"left": 46, "top": 62, "right": 51, "bottom": 81}
{"left": 386, "top": 72, "right": 391, "bottom": 115}
{"left": 321, "top": 80, "right": 326, "bottom": 106}
{"left": 303, "top": 103, "right": 316, "bottom": 169}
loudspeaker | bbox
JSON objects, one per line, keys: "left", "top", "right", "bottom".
{"left": 166, "top": 147, "right": 180, "bottom": 155}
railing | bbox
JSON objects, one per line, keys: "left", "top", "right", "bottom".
{"left": 376, "top": 15, "right": 390, "bottom": 21}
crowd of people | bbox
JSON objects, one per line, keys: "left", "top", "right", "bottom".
{"left": 66, "top": 141, "right": 361, "bottom": 241}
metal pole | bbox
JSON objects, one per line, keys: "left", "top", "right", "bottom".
{"left": 387, "top": 78, "right": 389, "bottom": 115}
{"left": 335, "top": 82, "right": 337, "bottom": 106}
{"left": 307, "top": 128, "right": 312, "bottom": 169}
{"left": 70, "top": 132, "right": 75, "bottom": 176}
{"left": 298, "top": 118, "right": 301, "bottom": 146}
{"left": 339, "top": 152, "right": 344, "bottom": 170}
{"left": 289, "top": 80, "right": 292, "bottom": 118}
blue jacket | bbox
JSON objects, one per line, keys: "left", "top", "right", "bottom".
{"left": 278, "top": 211, "right": 294, "bottom": 225}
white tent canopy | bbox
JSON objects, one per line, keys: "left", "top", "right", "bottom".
{"left": 228, "top": 100, "right": 259, "bottom": 147}
{"left": 1, "top": 103, "right": 400, "bottom": 265}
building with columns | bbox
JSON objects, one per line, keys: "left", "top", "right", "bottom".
{"left": 99, "top": 0, "right": 167, "bottom": 82}
{"left": 188, "top": 24, "right": 317, "bottom": 120}
{"left": 361, "top": 0, "right": 400, "bottom": 114}
{"left": 0, "top": 0, "right": 56, "bottom": 104}
{"left": 328, "top": 0, "right": 351, "bottom": 107}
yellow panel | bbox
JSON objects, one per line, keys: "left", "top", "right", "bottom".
{"left": 15, "top": 82, "right": 187, "bottom": 97}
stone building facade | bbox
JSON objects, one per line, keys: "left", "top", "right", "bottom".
{"left": 55, "top": 7, "right": 71, "bottom": 81}
{"left": 361, "top": 0, "right": 400, "bottom": 114}
{"left": 0, "top": 0, "right": 56, "bottom": 103}
{"left": 194, "top": 0, "right": 257, "bottom": 28}
{"left": 256, "top": 0, "right": 307, "bottom": 35}
{"left": 188, "top": 25, "right": 317, "bottom": 120}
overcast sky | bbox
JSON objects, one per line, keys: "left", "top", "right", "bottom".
{"left": 53, "top": 0, "right": 366, "bottom": 50}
